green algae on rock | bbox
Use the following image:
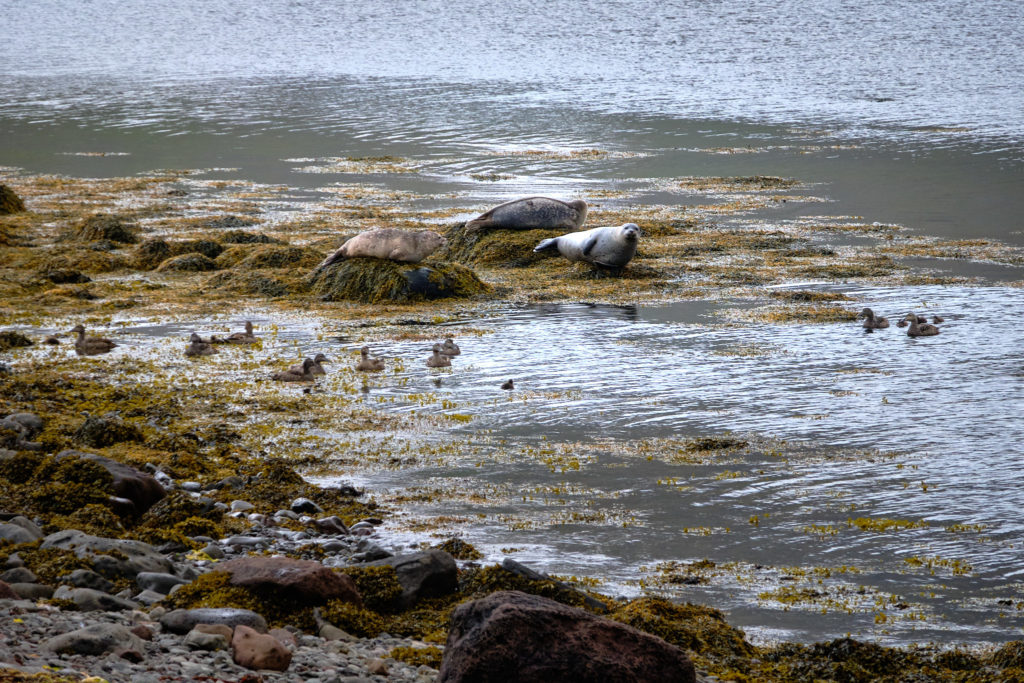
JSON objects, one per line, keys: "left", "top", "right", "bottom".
{"left": 440, "top": 222, "right": 562, "bottom": 268}
{"left": 309, "top": 257, "right": 490, "bottom": 303}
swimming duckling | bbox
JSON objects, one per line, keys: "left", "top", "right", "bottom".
{"left": 501, "top": 379, "right": 514, "bottom": 390}
{"left": 185, "top": 332, "right": 218, "bottom": 357}
{"left": 904, "top": 313, "right": 940, "bottom": 337}
{"left": 439, "top": 338, "right": 461, "bottom": 356}
{"left": 426, "top": 344, "right": 451, "bottom": 368}
{"left": 225, "top": 321, "right": 259, "bottom": 344}
{"left": 857, "top": 307, "right": 889, "bottom": 329}
{"left": 70, "top": 324, "right": 117, "bottom": 356}
{"left": 932, "top": 314, "right": 944, "bottom": 324}
{"left": 355, "top": 346, "right": 385, "bottom": 372}
{"left": 272, "top": 357, "right": 316, "bottom": 382}
{"left": 289, "top": 353, "right": 328, "bottom": 375}
{"left": 43, "top": 335, "right": 60, "bottom": 345}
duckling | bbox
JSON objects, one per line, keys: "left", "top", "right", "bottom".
{"left": 355, "top": 346, "right": 385, "bottom": 372}
{"left": 856, "top": 307, "right": 889, "bottom": 329}
{"left": 225, "top": 321, "right": 259, "bottom": 344}
{"left": 185, "top": 332, "right": 218, "bottom": 357}
{"left": 70, "top": 324, "right": 117, "bottom": 356}
{"left": 932, "top": 314, "right": 944, "bottom": 324}
{"left": 43, "top": 335, "right": 60, "bottom": 345}
{"left": 501, "top": 379, "right": 514, "bottom": 390}
{"left": 289, "top": 353, "right": 329, "bottom": 376}
{"left": 439, "top": 337, "right": 461, "bottom": 356}
{"left": 904, "top": 313, "right": 940, "bottom": 337}
{"left": 272, "top": 357, "right": 316, "bottom": 382}
{"left": 426, "top": 344, "right": 451, "bottom": 368}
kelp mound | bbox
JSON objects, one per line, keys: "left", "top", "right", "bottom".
{"left": 220, "top": 230, "right": 284, "bottom": 245}
{"left": 156, "top": 253, "right": 219, "bottom": 273}
{"left": 136, "top": 240, "right": 226, "bottom": 270}
{"left": 440, "top": 222, "right": 562, "bottom": 268}
{"left": 0, "top": 330, "right": 34, "bottom": 351}
{"left": 203, "top": 270, "right": 291, "bottom": 298}
{"left": 67, "top": 214, "right": 139, "bottom": 244}
{"left": 236, "top": 245, "right": 322, "bottom": 270}
{"left": 309, "top": 258, "right": 490, "bottom": 303}
{"left": 0, "top": 183, "right": 26, "bottom": 215}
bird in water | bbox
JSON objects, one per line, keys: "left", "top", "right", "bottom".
{"left": 224, "top": 321, "right": 259, "bottom": 344}
{"left": 501, "top": 379, "right": 514, "bottom": 390}
{"left": 426, "top": 344, "right": 451, "bottom": 368}
{"left": 70, "top": 324, "right": 117, "bottom": 356}
{"left": 272, "top": 357, "right": 316, "bottom": 381}
{"left": 932, "top": 314, "right": 944, "bottom": 323}
{"left": 185, "top": 332, "right": 217, "bottom": 357}
{"left": 904, "top": 313, "right": 940, "bottom": 337}
{"left": 355, "top": 346, "right": 385, "bottom": 372}
{"left": 439, "top": 338, "right": 461, "bottom": 356}
{"left": 896, "top": 314, "right": 927, "bottom": 328}
{"left": 857, "top": 307, "right": 889, "bottom": 329}
{"left": 290, "top": 353, "right": 328, "bottom": 375}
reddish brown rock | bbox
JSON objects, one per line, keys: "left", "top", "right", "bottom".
{"left": 220, "top": 556, "right": 362, "bottom": 606}
{"left": 231, "top": 624, "right": 292, "bottom": 672}
{"left": 129, "top": 624, "right": 154, "bottom": 641}
{"left": 0, "top": 579, "right": 17, "bottom": 600}
{"left": 56, "top": 450, "right": 166, "bottom": 516}
{"left": 195, "top": 623, "right": 234, "bottom": 640}
{"left": 438, "top": 590, "right": 696, "bottom": 683}
{"left": 269, "top": 628, "right": 296, "bottom": 648}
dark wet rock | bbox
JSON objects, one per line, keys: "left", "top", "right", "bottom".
{"left": 232, "top": 624, "right": 292, "bottom": 672}
{"left": 361, "top": 550, "right": 457, "bottom": 609}
{"left": 160, "top": 607, "right": 268, "bottom": 634}
{"left": 1, "top": 566, "right": 37, "bottom": 584}
{"left": 71, "top": 413, "right": 145, "bottom": 448}
{"left": 10, "top": 582, "right": 54, "bottom": 600}
{"left": 291, "top": 497, "right": 323, "bottom": 514}
{"left": 220, "top": 229, "right": 282, "bottom": 244}
{"left": 41, "top": 529, "right": 174, "bottom": 577}
{"left": 0, "top": 580, "right": 16, "bottom": 599}
{"left": 184, "top": 628, "right": 230, "bottom": 651}
{"left": 40, "top": 268, "right": 91, "bottom": 284}
{"left": 438, "top": 590, "right": 695, "bottom": 683}
{"left": 309, "top": 258, "right": 490, "bottom": 303}
{"left": 56, "top": 450, "right": 165, "bottom": 515}
{"left": 313, "top": 516, "right": 350, "bottom": 535}
{"left": 53, "top": 586, "right": 140, "bottom": 611}
{"left": 0, "top": 330, "right": 33, "bottom": 352}
{"left": 66, "top": 568, "right": 115, "bottom": 592}
{"left": 70, "top": 213, "right": 139, "bottom": 244}
{"left": 156, "top": 253, "right": 219, "bottom": 272}
{"left": 220, "top": 556, "right": 362, "bottom": 606}
{"left": 136, "top": 571, "right": 190, "bottom": 594}
{"left": 42, "top": 623, "right": 146, "bottom": 656}
{"left": 132, "top": 238, "right": 172, "bottom": 269}
{"left": 0, "top": 184, "right": 26, "bottom": 214}
{"left": 502, "top": 558, "right": 609, "bottom": 613}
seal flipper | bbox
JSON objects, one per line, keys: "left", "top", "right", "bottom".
{"left": 533, "top": 237, "right": 560, "bottom": 253}
{"left": 581, "top": 235, "right": 600, "bottom": 257}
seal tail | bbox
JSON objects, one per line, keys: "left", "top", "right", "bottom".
{"left": 533, "top": 237, "right": 559, "bottom": 253}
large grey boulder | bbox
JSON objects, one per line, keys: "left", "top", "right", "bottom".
{"left": 42, "top": 623, "right": 146, "bottom": 656}
{"left": 160, "top": 608, "right": 268, "bottom": 634}
{"left": 360, "top": 549, "right": 457, "bottom": 608}
{"left": 53, "top": 586, "right": 140, "bottom": 612}
{"left": 41, "top": 529, "right": 173, "bottom": 577}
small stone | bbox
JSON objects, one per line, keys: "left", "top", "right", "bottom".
{"left": 42, "top": 623, "right": 146, "bottom": 656}
{"left": 130, "top": 624, "right": 154, "bottom": 640}
{"left": 290, "top": 497, "right": 323, "bottom": 514}
{"left": 314, "top": 516, "right": 350, "bottom": 535}
{"left": 10, "top": 583, "right": 54, "bottom": 600}
{"left": 133, "top": 589, "right": 166, "bottom": 605}
{"left": 65, "top": 568, "right": 114, "bottom": 592}
{"left": 201, "top": 544, "right": 225, "bottom": 559}
{"left": 1, "top": 566, "right": 37, "bottom": 584}
{"left": 181, "top": 481, "right": 202, "bottom": 492}
{"left": 136, "top": 571, "right": 190, "bottom": 594}
{"left": 184, "top": 629, "right": 230, "bottom": 652}
{"left": 367, "top": 658, "right": 389, "bottom": 676}
{"left": 0, "top": 579, "right": 16, "bottom": 599}
{"left": 231, "top": 624, "right": 292, "bottom": 672}
{"left": 275, "top": 509, "right": 300, "bottom": 520}
{"left": 231, "top": 500, "right": 256, "bottom": 512}
{"left": 0, "top": 523, "right": 39, "bottom": 545}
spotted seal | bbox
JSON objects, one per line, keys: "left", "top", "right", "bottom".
{"left": 466, "top": 196, "right": 587, "bottom": 232}
{"left": 533, "top": 222, "right": 640, "bottom": 269}
{"left": 319, "top": 228, "right": 446, "bottom": 268}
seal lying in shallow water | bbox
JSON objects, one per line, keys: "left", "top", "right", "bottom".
{"left": 319, "top": 228, "right": 446, "bottom": 267}
{"left": 533, "top": 223, "right": 641, "bottom": 269}
{"left": 466, "top": 196, "right": 588, "bottom": 232}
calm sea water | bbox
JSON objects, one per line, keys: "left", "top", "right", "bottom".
{"left": 3, "top": 0, "right": 1024, "bottom": 646}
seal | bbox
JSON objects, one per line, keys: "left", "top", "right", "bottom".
{"left": 533, "top": 223, "right": 641, "bottom": 269}
{"left": 319, "top": 228, "right": 446, "bottom": 268}
{"left": 466, "top": 196, "right": 587, "bottom": 232}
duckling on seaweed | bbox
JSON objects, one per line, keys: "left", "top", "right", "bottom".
{"left": 290, "top": 353, "right": 328, "bottom": 375}
{"left": 70, "top": 324, "right": 117, "bottom": 356}
{"left": 904, "top": 313, "right": 940, "bottom": 337}
{"left": 856, "top": 307, "right": 889, "bottom": 329}
{"left": 355, "top": 346, "right": 385, "bottom": 372}
{"left": 439, "top": 337, "right": 461, "bottom": 356}
{"left": 185, "top": 332, "right": 218, "bottom": 357}
{"left": 426, "top": 344, "right": 452, "bottom": 368}
{"left": 224, "top": 321, "right": 259, "bottom": 344}
{"left": 272, "top": 357, "right": 316, "bottom": 382}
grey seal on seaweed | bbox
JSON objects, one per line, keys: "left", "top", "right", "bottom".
{"left": 318, "top": 228, "right": 446, "bottom": 267}
{"left": 533, "top": 222, "right": 641, "bottom": 269}
{"left": 904, "top": 312, "right": 940, "bottom": 337}
{"left": 857, "top": 307, "right": 889, "bottom": 329}
{"left": 466, "top": 196, "right": 588, "bottom": 232}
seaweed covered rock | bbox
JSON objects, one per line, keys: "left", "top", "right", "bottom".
{"left": 72, "top": 414, "right": 144, "bottom": 448}
{"left": 56, "top": 450, "right": 166, "bottom": 517}
{"left": 237, "top": 245, "right": 322, "bottom": 270}
{"left": 133, "top": 238, "right": 172, "bottom": 270}
{"left": 359, "top": 550, "right": 457, "bottom": 609}
{"left": 38, "top": 268, "right": 91, "bottom": 284}
{"left": 40, "top": 529, "right": 173, "bottom": 578}
{"left": 0, "top": 330, "right": 34, "bottom": 352}
{"left": 69, "top": 214, "right": 139, "bottom": 244}
{"left": 0, "top": 183, "right": 27, "bottom": 214}
{"left": 203, "top": 215, "right": 259, "bottom": 230}
{"left": 309, "top": 258, "right": 489, "bottom": 303}
{"left": 170, "top": 239, "right": 224, "bottom": 260}
{"left": 440, "top": 222, "right": 562, "bottom": 268}
{"left": 220, "top": 230, "right": 283, "bottom": 245}
{"left": 156, "top": 253, "right": 219, "bottom": 273}
{"left": 219, "top": 556, "right": 362, "bottom": 606}
{"left": 203, "top": 270, "right": 290, "bottom": 297}
{"left": 438, "top": 590, "right": 695, "bottom": 683}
